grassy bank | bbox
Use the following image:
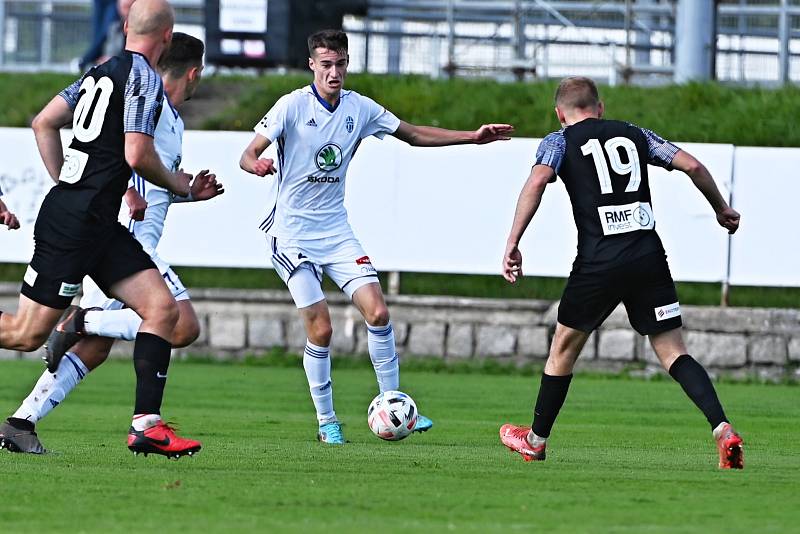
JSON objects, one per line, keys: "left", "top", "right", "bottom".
{"left": 3, "top": 72, "right": 800, "bottom": 146}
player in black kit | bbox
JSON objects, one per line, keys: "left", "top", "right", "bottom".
{"left": 0, "top": 0, "right": 201, "bottom": 458}
{"left": 498, "top": 77, "right": 744, "bottom": 469}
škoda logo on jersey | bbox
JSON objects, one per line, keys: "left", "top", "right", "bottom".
{"left": 315, "top": 143, "right": 343, "bottom": 172}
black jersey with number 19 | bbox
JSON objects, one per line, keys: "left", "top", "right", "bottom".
{"left": 536, "top": 118, "right": 680, "bottom": 273}
{"left": 41, "top": 51, "right": 163, "bottom": 240}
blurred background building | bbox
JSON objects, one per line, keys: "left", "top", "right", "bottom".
{"left": 0, "top": 0, "right": 797, "bottom": 85}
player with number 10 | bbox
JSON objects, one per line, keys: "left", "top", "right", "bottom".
{"left": 0, "top": 0, "right": 201, "bottom": 458}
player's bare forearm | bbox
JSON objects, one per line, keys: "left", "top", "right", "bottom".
{"left": 125, "top": 132, "right": 190, "bottom": 196}
{"left": 394, "top": 121, "right": 514, "bottom": 147}
{"left": 32, "top": 96, "right": 74, "bottom": 183}
{"left": 672, "top": 150, "right": 728, "bottom": 212}
{"left": 506, "top": 165, "right": 552, "bottom": 246}
{"left": 671, "top": 149, "right": 740, "bottom": 234}
{"left": 34, "top": 129, "right": 65, "bottom": 183}
{"left": 240, "top": 135, "right": 276, "bottom": 176}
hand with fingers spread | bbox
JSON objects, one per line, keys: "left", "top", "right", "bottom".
{"left": 716, "top": 206, "right": 740, "bottom": 234}
{"left": 190, "top": 169, "right": 225, "bottom": 201}
{"left": 474, "top": 123, "right": 515, "bottom": 144}
{"left": 253, "top": 158, "right": 277, "bottom": 177}
{"left": 503, "top": 242, "right": 524, "bottom": 284}
{"left": 124, "top": 187, "right": 148, "bottom": 221}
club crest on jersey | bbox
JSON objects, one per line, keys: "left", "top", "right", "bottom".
{"left": 315, "top": 143, "right": 343, "bottom": 171}
{"left": 345, "top": 116, "right": 354, "bottom": 133}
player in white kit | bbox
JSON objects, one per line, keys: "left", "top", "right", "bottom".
{"left": 0, "top": 33, "right": 222, "bottom": 454}
{"left": 240, "top": 30, "right": 514, "bottom": 444}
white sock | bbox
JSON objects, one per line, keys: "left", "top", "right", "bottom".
{"left": 131, "top": 413, "right": 161, "bottom": 431}
{"left": 526, "top": 430, "right": 547, "bottom": 447}
{"left": 84, "top": 308, "right": 142, "bottom": 341}
{"left": 712, "top": 421, "right": 730, "bottom": 439}
{"left": 12, "top": 352, "right": 89, "bottom": 423}
{"left": 366, "top": 322, "right": 399, "bottom": 393}
{"left": 303, "top": 340, "right": 336, "bottom": 424}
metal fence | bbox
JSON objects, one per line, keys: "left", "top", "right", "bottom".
{"left": 0, "top": 0, "right": 203, "bottom": 71}
{"left": 0, "top": 0, "right": 798, "bottom": 85}
{"left": 342, "top": 0, "right": 800, "bottom": 85}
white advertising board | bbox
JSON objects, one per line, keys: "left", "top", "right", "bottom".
{"left": 0, "top": 127, "right": 795, "bottom": 287}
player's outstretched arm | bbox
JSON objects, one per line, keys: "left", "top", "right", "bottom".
{"left": 0, "top": 199, "right": 20, "bottom": 230}
{"left": 671, "top": 150, "right": 740, "bottom": 234}
{"left": 392, "top": 121, "right": 514, "bottom": 147}
{"left": 31, "top": 96, "right": 74, "bottom": 183}
{"left": 240, "top": 134, "right": 277, "bottom": 177}
{"left": 502, "top": 164, "right": 554, "bottom": 284}
{"left": 125, "top": 132, "right": 191, "bottom": 197}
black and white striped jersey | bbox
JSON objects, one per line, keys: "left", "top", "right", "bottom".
{"left": 46, "top": 51, "right": 164, "bottom": 229}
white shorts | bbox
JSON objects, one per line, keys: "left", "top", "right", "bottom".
{"left": 268, "top": 233, "right": 379, "bottom": 308}
{"left": 80, "top": 251, "right": 189, "bottom": 310}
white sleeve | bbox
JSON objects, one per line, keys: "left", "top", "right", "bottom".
{"left": 359, "top": 95, "right": 401, "bottom": 140}
{"left": 254, "top": 94, "right": 293, "bottom": 142}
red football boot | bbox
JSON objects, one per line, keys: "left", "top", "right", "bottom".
{"left": 499, "top": 424, "right": 546, "bottom": 461}
{"left": 128, "top": 420, "right": 201, "bottom": 459}
{"left": 715, "top": 423, "right": 744, "bottom": 469}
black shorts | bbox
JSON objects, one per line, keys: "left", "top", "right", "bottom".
{"left": 557, "top": 252, "right": 683, "bottom": 336}
{"left": 22, "top": 223, "right": 155, "bottom": 309}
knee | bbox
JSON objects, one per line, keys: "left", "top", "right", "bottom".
{"left": 309, "top": 321, "right": 333, "bottom": 346}
{"left": 364, "top": 306, "right": 390, "bottom": 327}
{"left": 17, "top": 331, "right": 49, "bottom": 352}
{"left": 172, "top": 319, "right": 200, "bottom": 348}
{"left": 142, "top": 297, "right": 179, "bottom": 328}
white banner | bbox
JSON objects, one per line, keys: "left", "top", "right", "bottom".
{"left": 0, "top": 127, "right": 795, "bottom": 287}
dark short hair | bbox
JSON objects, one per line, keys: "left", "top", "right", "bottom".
{"left": 554, "top": 76, "right": 600, "bottom": 110}
{"left": 158, "top": 32, "right": 204, "bottom": 77}
{"left": 307, "top": 29, "right": 348, "bottom": 57}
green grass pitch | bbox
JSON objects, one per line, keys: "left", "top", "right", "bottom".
{"left": 0, "top": 360, "right": 796, "bottom": 533}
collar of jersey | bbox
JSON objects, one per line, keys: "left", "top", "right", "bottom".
{"left": 165, "top": 95, "right": 179, "bottom": 119}
{"left": 310, "top": 84, "right": 340, "bottom": 113}
{"left": 126, "top": 49, "right": 152, "bottom": 66}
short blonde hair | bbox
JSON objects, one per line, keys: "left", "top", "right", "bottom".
{"left": 555, "top": 76, "right": 600, "bottom": 110}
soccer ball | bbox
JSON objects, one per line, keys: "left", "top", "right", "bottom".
{"left": 367, "top": 390, "right": 418, "bottom": 441}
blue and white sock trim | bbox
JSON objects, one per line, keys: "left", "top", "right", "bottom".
{"left": 304, "top": 343, "right": 330, "bottom": 359}
{"left": 64, "top": 352, "right": 86, "bottom": 379}
{"left": 367, "top": 323, "right": 393, "bottom": 337}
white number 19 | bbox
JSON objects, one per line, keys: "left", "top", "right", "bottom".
{"left": 580, "top": 136, "right": 641, "bottom": 194}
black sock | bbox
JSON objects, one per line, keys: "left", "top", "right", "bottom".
{"left": 133, "top": 332, "right": 172, "bottom": 415}
{"left": 531, "top": 373, "right": 573, "bottom": 438}
{"left": 669, "top": 354, "right": 728, "bottom": 430}
{"left": 6, "top": 417, "right": 34, "bottom": 431}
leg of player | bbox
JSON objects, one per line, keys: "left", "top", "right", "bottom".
{"left": 0, "top": 336, "right": 113, "bottom": 454}
{"left": 298, "top": 299, "right": 344, "bottom": 445}
{"left": 350, "top": 282, "right": 433, "bottom": 434}
{"left": 78, "top": 299, "right": 201, "bottom": 348}
{"left": 649, "top": 327, "right": 744, "bottom": 469}
{"left": 500, "top": 322, "right": 590, "bottom": 461}
{"left": 110, "top": 269, "right": 201, "bottom": 458}
{"left": 0, "top": 295, "right": 65, "bottom": 351}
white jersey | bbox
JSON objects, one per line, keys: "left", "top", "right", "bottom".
{"left": 124, "top": 96, "right": 185, "bottom": 254}
{"left": 254, "top": 85, "right": 400, "bottom": 240}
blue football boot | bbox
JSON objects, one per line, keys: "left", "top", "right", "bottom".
{"left": 412, "top": 414, "right": 433, "bottom": 433}
{"left": 317, "top": 421, "right": 346, "bottom": 444}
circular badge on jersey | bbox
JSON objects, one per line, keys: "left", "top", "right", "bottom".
{"left": 633, "top": 206, "right": 651, "bottom": 227}
{"left": 315, "top": 143, "right": 343, "bottom": 172}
